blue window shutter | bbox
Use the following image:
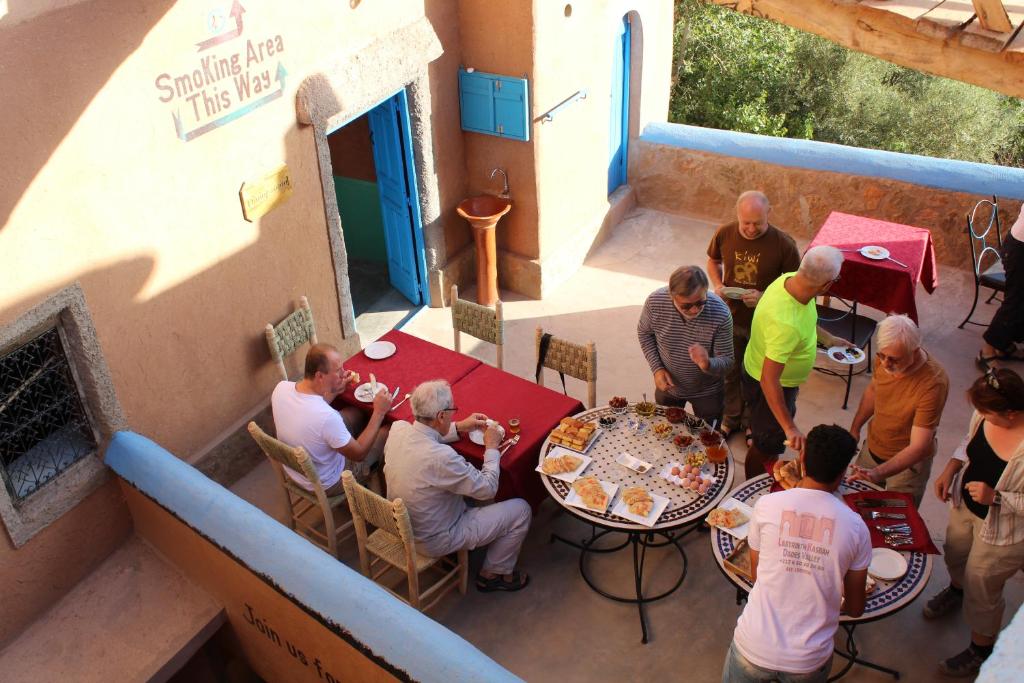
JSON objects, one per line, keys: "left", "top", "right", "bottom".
{"left": 494, "top": 76, "right": 529, "bottom": 141}
{"left": 459, "top": 70, "right": 495, "bottom": 135}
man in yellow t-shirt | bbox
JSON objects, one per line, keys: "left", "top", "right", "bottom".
{"left": 847, "top": 315, "right": 949, "bottom": 506}
{"left": 742, "top": 246, "right": 849, "bottom": 479}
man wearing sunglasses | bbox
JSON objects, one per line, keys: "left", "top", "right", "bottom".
{"left": 638, "top": 265, "right": 734, "bottom": 425}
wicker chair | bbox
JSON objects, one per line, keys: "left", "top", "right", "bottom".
{"left": 341, "top": 471, "right": 468, "bottom": 611}
{"left": 451, "top": 285, "right": 504, "bottom": 368}
{"left": 534, "top": 326, "right": 597, "bottom": 409}
{"left": 247, "top": 422, "right": 354, "bottom": 558}
{"left": 265, "top": 296, "right": 318, "bottom": 381}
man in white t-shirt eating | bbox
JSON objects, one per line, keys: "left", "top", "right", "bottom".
{"left": 271, "top": 344, "right": 391, "bottom": 495}
{"left": 723, "top": 425, "right": 872, "bottom": 683}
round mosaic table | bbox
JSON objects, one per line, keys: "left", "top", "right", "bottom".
{"left": 710, "top": 474, "right": 934, "bottom": 680}
{"left": 540, "top": 404, "right": 735, "bottom": 643}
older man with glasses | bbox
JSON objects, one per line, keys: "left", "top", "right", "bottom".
{"left": 742, "top": 246, "right": 849, "bottom": 479}
{"left": 847, "top": 315, "right": 949, "bottom": 506}
{"left": 383, "top": 380, "right": 532, "bottom": 592}
{"left": 637, "top": 265, "right": 734, "bottom": 425}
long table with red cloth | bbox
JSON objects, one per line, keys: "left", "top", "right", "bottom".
{"left": 807, "top": 211, "right": 939, "bottom": 323}
{"left": 335, "top": 330, "right": 584, "bottom": 508}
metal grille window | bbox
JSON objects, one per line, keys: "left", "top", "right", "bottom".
{"left": 0, "top": 327, "right": 97, "bottom": 502}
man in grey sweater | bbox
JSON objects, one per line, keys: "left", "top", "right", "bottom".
{"left": 638, "top": 265, "right": 734, "bottom": 425}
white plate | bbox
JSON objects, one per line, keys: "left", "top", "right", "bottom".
{"left": 549, "top": 427, "right": 603, "bottom": 454}
{"left": 721, "top": 286, "right": 751, "bottom": 300}
{"left": 354, "top": 382, "right": 389, "bottom": 402}
{"left": 611, "top": 490, "right": 670, "bottom": 527}
{"left": 535, "top": 447, "right": 592, "bottom": 482}
{"left": 364, "top": 340, "right": 396, "bottom": 360}
{"left": 615, "top": 451, "right": 654, "bottom": 474}
{"left": 827, "top": 345, "right": 866, "bottom": 365}
{"left": 868, "top": 547, "right": 908, "bottom": 581}
{"left": 709, "top": 498, "right": 755, "bottom": 539}
{"left": 564, "top": 479, "right": 618, "bottom": 514}
{"left": 469, "top": 422, "right": 505, "bottom": 446}
{"left": 859, "top": 245, "right": 890, "bottom": 260}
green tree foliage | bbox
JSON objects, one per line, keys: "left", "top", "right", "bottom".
{"left": 671, "top": 0, "right": 1024, "bottom": 167}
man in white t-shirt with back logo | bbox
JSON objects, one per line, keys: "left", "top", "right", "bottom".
{"left": 271, "top": 343, "right": 391, "bottom": 495}
{"left": 723, "top": 425, "right": 872, "bottom": 683}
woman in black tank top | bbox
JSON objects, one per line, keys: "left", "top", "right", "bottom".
{"left": 960, "top": 423, "right": 1010, "bottom": 520}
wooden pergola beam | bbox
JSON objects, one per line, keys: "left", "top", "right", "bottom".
{"left": 708, "top": 0, "right": 1024, "bottom": 100}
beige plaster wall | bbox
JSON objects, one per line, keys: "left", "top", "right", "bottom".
{"left": 529, "top": 1, "right": 674, "bottom": 296}
{"left": 0, "top": 478, "right": 133, "bottom": 648}
{"left": 0, "top": 0, "right": 464, "bottom": 643}
{"left": 630, "top": 141, "right": 1024, "bottom": 270}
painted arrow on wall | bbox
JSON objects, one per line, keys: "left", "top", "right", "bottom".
{"left": 173, "top": 62, "right": 287, "bottom": 142}
{"left": 196, "top": 0, "right": 246, "bottom": 52}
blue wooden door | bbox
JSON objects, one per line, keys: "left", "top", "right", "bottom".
{"left": 368, "top": 92, "right": 423, "bottom": 304}
{"left": 608, "top": 16, "right": 630, "bottom": 194}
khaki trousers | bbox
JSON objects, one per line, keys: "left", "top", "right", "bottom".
{"left": 944, "top": 501, "right": 1024, "bottom": 637}
{"left": 854, "top": 442, "right": 932, "bottom": 508}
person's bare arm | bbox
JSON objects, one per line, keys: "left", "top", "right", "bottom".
{"left": 749, "top": 547, "right": 759, "bottom": 583}
{"left": 1011, "top": 210, "right": 1024, "bottom": 241}
{"left": 858, "top": 427, "right": 935, "bottom": 483}
{"left": 848, "top": 382, "right": 876, "bottom": 442}
{"left": 843, "top": 568, "right": 868, "bottom": 617}
{"left": 339, "top": 391, "right": 391, "bottom": 461}
{"left": 760, "top": 358, "right": 802, "bottom": 450}
{"left": 707, "top": 257, "right": 726, "bottom": 297}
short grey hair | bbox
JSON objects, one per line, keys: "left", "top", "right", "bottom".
{"left": 668, "top": 265, "right": 709, "bottom": 297}
{"left": 798, "top": 246, "right": 843, "bottom": 286}
{"left": 411, "top": 380, "right": 453, "bottom": 420}
{"left": 736, "top": 190, "right": 769, "bottom": 212}
{"left": 876, "top": 314, "right": 922, "bottom": 353}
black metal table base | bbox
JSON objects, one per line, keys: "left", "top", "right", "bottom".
{"left": 550, "top": 524, "right": 695, "bottom": 643}
{"left": 829, "top": 623, "right": 900, "bottom": 681}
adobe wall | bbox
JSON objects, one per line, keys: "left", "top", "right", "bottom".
{"left": 631, "top": 131, "right": 1024, "bottom": 271}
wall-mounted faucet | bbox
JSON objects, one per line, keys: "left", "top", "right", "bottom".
{"left": 489, "top": 168, "right": 510, "bottom": 200}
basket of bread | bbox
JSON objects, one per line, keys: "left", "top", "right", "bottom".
{"left": 772, "top": 459, "right": 802, "bottom": 489}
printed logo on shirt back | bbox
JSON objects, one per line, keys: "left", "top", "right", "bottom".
{"left": 777, "top": 510, "right": 836, "bottom": 575}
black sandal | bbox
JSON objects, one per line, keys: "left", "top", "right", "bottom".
{"left": 476, "top": 570, "right": 530, "bottom": 592}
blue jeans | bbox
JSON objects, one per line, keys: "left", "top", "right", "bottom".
{"left": 722, "top": 640, "right": 832, "bottom": 683}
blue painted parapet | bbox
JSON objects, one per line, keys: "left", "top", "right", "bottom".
{"left": 105, "top": 431, "right": 521, "bottom": 683}
{"left": 640, "top": 122, "right": 1024, "bottom": 200}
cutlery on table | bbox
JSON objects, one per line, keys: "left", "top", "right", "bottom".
{"left": 499, "top": 434, "right": 520, "bottom": 456}
{"left": 854, "top": 498, "right": 908, "bottom": 508}
{"left": 877, "top": 524, "right": 912, "bottom": 534}
{"left": 862, "top": 511, "right": 907, "bottom": 520}
{"left": 886, "top": 255, "right": 908, "bottom": 268}
{"left": 390, "top": 393, "right": 411, "bottom": 412}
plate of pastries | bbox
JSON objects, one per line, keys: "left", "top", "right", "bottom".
{"left": 566, "top": 476, "right": 617, "bottom": 514}
{"left": 707, "top": 498, "right": 754, "bottom": 539}
{"left": 772, "top": 459, "right": 802, "bottom": 489}
{"left": 611, "top": 486, "right": 670, "bottom": 527}
{"left": 548, "top": 417, "right": 601, "bottom": 453}
{"left": 536, "top": 448, "right": 591, "bottom": 482}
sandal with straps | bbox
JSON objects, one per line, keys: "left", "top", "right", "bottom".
{"left": 476, "top": 570, "right": 530, "bottom": 593}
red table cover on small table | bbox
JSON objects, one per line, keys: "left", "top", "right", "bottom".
{"left": 843, "top": 490, "right": 940, "bottom": 554}
{"left": 807, "top": 211, "right": 939, "bottom": 323}
{"left": 334, "top": 329, "right": 481, "bottom": 422}
{"left": 449, "top": 364, "right": 584, "bottom": 509}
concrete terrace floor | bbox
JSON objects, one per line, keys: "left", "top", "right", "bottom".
{"left": 231, "top": 207, "right": 1023, "bottom": 682}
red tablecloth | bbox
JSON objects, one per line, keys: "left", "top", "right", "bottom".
{"left": 449, "top": 364, "right": 584, "bottom": 509}
{"left": 807, "top": 212, "right": 939, "bottom": 323}
{"left": 334, "top": 329, "right": 481, "bottom": 422}
{"left": 843, "top": 490, "right": 940, "bottom": 554}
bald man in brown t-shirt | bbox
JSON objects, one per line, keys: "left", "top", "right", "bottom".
{"left": 707, "top": 191, "right": 801, "bottom": 437}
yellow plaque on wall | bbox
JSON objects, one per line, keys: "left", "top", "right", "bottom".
{"left": 240, "top": 165, "right": 293, "bottom": 221}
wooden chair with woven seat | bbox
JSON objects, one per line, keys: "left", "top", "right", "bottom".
{"left": 534, "top": 327, "right": 597, "bottom": 409}
{"left": 265, "top": 295, "right": 318, "bottom": 380}
{"left": 341, "top": 471, "right": 468, "bottom": 611}
{"left": 451, "top": 284, "right": 504, "bottom": 369}
{"left": 247, "top": 422, "right": 354, "bottom": 558}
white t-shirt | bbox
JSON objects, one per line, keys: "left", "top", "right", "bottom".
{"left": 733, "top": 488, "right": 872, "bottom": 673}
{"left": 270, "top": 381, "right": 352, "bottom": 490}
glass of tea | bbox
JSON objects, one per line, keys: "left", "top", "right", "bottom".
{"left": 508, "top": 417, "right": 521, "bottom": 434}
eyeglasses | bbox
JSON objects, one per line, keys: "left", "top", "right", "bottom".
{"left": 678, "top": 299, "right": 707, "bottom": 312}
{"left": 876, "top": 351, "right": 907, "bottom": 364}
{"left": 439, "top": 406, "right": 459, "bottom": 414}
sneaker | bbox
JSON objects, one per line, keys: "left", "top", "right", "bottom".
{"left": 938, "top": 646, "right": 988, "bottom": 677}
{"left": 923, "top": 585, "right": 963, "bottom": 619}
